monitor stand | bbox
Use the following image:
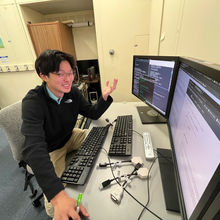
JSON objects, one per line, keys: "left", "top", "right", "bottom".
{"left": 136, "top": 106, "right": 167, "bottom": 124}
{"left": 157, "top": 148, "right": 180, "bottom": 213}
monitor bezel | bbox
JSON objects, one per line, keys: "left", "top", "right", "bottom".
{"left": 167, "top": 56, "right": 220, "bottom": 220}
{"left": 132, "top": 55, "right": 179, "bottom": 120}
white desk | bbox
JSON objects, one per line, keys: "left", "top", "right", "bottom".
{"left": 65, "top": 102, "right": 181, "bottom": 220}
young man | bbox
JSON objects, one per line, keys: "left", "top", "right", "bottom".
{"left": 21, "top": 49, "right": 118, "bottom": 220}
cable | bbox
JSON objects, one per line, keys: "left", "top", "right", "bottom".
{"left": 110, "top": 162, "right": 143, "bottom": 203}
{"left": 124, "top": 187, "right": 163, "bottom": 220}
{"left": 105, "top": 118, "right": 117, "bottom": 126}
{"left": 122, "top": 162, "right": 142, "bottom": 187}
{"left": 153, "top": 149, "right": 173, "bottom": 164}
{"left": 102, "top": 148, "right": 163, "bottom": 220}
{"left": 137, "top": 156, "right": 159, "bottom": 220}
{"left": 132, "top": 130, "right": 143, "bottom": 138}
{"left": 99, "top": 173, "right": 136, "bottom": 190}
{"left": 98, "top": 160, "right": 131, "bottom": 168}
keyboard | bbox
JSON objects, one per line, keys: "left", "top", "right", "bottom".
{"left": 61, "top": 125, "right": 110, "bottom": 185}
{"left": 108, "top": 115, "right": 133, "bottom": 156}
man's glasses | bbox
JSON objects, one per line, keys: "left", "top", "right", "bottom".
{"left": 51, "top": 68, "right": 76, "bottom": 78}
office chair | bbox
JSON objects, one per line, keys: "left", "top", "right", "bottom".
{"left": 0, "top": 100, "right": 43, "bottom": 207}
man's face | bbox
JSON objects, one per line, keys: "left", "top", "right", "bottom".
{"left": 41, "top": 60, "right": 74, "bottom": 99}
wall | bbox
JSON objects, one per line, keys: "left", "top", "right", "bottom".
{"left": 93, "top": 0, "right": 152, "bottom": 102}
{"left": 0, "top": 3, "right": 98, "bottom": 108}
{"left": 158, "top": 0, "right": 220, "bottom": 64}
{"left": 148, "top": 0, "right": 164, "bottom": 55}
{"left": 72, "top": 26, "right": 98, "bottom": 60}
{"left": 176, "top": 0, "right": 220, "bottom": 64}
{"left": 157, "top": 0, "right": 182, "bottom": 56}
{"left": 20, "top": 5, "right": 45, "bottom": 24}
{"left": 1, "top": 0, "right": 220, "bottom": 108}
{"left": 0, "top": 3, "right": 41, "bottom": 108}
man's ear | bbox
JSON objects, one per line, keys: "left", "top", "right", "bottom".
{"left": 39, "top": 73, "right": 48, "bottom": 82}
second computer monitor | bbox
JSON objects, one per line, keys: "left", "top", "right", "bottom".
{"left": 132, "top": 55, "right": 179, "bottom": 124}
{"left": 168, "top": 57, "right": 220, "bottom": 220}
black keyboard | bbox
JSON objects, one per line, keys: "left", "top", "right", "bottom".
{"left": 108, "top": 115, "right": 133, "bottom": 156}
{"left": 61, "top": 125, "right": 110, "bottom": 185}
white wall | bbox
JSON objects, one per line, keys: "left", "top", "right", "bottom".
{"left": 1, "top": 0, "right": 220, "bottom": 108}
{"left": 93, "top": 0, "right": 152, "bottom": 102}
{"left": 0, "top": 5, "right": 98, "bottom": 108}
{"left": 158, "top": 0, "right": 220, "bottom": 64}
{"left": 148, "top": 0, "right": 164, "bottom": 55}
{"left": 158, "top": 0, "right": 182, "bottom": 56}
{"left": 0, "top": 3, "right": 41, "bottom": 108}
{"left": 20, "top": 6, "right": 45, "bottom": 24}
{"left": 73, "top": 26, "right": 98, "bottom": 60}
{"left": 176, "top": 0, "right": 220, "bottom": 64}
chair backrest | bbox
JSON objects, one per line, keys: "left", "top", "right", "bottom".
{"left": 0, "top": 100, "right": 24, "bottom": 161}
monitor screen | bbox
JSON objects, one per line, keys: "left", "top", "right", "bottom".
{"left": 77, "top": 59, "right": 99, "bottom": 76}
{"left": 132, "top": 55, "right": 179, "bottom": 124}
{"left": 168, "top": 57, "right": 220, "bottom": 220}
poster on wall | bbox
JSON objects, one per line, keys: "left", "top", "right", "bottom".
{"left": 0, "top": 37, "right": 5, "bottom": 48}
{"left": 0, "top": 56, "right": 10, "bottom": 64}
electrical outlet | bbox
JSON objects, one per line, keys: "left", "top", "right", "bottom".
{"left": 0, "top": 67, "right": 3, "bottom": 72}
{"left": 14, "top": 65, "right": 19, "bottom": 71}
{"left": 6, "top": 66, "right": 10, "bottom": 72}
{"left": 24, "top": 65, "right": 29, "bottom": 71}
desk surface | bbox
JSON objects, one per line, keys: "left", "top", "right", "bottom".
{"left": 65, "top": 102, "right": 181, "bottom": 220}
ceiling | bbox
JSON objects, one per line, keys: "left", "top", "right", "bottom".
{"left": 22, "top": 0, "right": 94, "bottom": 15}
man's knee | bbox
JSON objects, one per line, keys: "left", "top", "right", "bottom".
{"left": 44, "top": 195, "right": 54, "bottom": 217}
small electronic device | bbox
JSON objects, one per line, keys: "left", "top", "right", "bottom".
{"left": 87, "top": 66, "right": 95, "bottom": 81}
{"left": 77, "top": 59, "right": 99, "bottom": 77}
{"left": 89, "top": 91, "right": 98, "bottom": 105}
{"left": 143, "top": 132, "right": 154, "bottom": 159}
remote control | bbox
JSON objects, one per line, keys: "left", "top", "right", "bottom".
{"left": 143, "top": 132, "right": 155, "bottom": 159}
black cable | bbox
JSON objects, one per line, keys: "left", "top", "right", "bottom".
{"left": 137, "top": 156, "right": 159, "bottom": 220}
{"left": 137, "top": 153, "right": 172, "bottom": 220}
{"left": 105, "top": 118, "right": 117, "bottom": 126}
{"left": 124, "top": 187, "right": 163, "bottom": 220}
{"left": 122, "top": 162, "right": 142, "bottom": 187}
{"left": 100, "top": 173, "right": 137, "bottom": 189}
{"left": 153, "top": 149, "right": 173, "bottom": 164}
{"left": 98, "top": 159, "right": 131, "bottom": 167}
{"left": 132, "top": 130, "right": 143, "bottom": 138}
{"left": 102, "top": 148, "right": 163, "bottom": 220}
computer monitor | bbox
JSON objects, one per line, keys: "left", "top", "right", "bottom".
{"left": 132, "top": 55, "right": 179, "bottom": 124}
{"left": 77, "top": 59, "right": 99, "bottom": 76}
{"left": 163, "top": 57, "right": 220, "bottom": 220}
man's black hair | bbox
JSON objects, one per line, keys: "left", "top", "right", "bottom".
{"left": 35, "top": 49, "right": 75, "bottom": 77}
